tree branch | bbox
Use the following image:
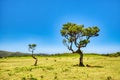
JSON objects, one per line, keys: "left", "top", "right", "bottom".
{"left": 68, "top": 42, "right": 75, "bottom": 53}
{"left": 80, "top": 36, "right": 90, "bottom": 47}
{"left": 28, "top": 48, "right": 32, "bottom": 52}
{"left": 74, "top": 34, "right": 80, "bottom": 48}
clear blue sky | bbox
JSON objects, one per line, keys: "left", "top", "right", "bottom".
{"left": 0, "top": 0, "right": 120, "bottom": 53}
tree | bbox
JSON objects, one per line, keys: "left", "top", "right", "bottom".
{"left": 60, "top": 22, "right": 100, "bottom": 66}
{"left": 28, "top": 44, "right": 38, "bottom": 66}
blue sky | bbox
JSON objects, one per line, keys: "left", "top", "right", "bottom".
{"left": 0, "top": 0, "right": 120, "bottom": 53}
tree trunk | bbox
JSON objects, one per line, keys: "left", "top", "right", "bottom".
{"left": 32, "top": 51, "right": 38, "bottom": 66}
{"left": 76, "top": 49, "right": 85, "bottom": 66}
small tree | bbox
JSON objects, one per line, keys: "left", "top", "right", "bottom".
{"left": 28, "top": 44, "right": 38, "bottom": 66}
{"left": 60, "top": 22, "right": 100, "bottom": 66}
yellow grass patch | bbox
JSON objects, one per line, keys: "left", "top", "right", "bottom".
{"left": 0, "top": 55, "right": 120, "bottom": 80}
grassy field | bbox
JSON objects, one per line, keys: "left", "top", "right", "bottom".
{"left": 0, "top": 54, "right": 120, "bottom": 80}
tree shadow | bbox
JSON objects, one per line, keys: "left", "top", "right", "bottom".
{"left": 72, "top": 64, "right": 85, "bottom": 67}
{"left": 86, "top": 64, "right": 104, "bottom": 68}
{"left": 72, "top": 64, "right": 104, "bottom": 68}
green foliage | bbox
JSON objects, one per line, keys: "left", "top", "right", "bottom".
{"left": 8, "top": 72, "right": 14, "bottom": 76}
{"left": 82, "top": 26, "right": 100, "bottom": 36}
{"left": 60, "top": 22, "right": 100, "bottom": 52}
{"left": 22, "top": 74, "right": 37, "bottom": 80}
{"left": 46, "top": 66, "right": 54, "bottom": 70}
{"left": 14, "top": 67, "right": 33, "bottom": 73}
{"left": 28, "top": 44, "right": 37, "bottom": 52}
{"left": 40, "top": 75, "right": 44, "bottom": 79}
{"left": 29, "top": 44, "right": 36, "bottom": 47}
{"left": 61, "top": 23, "right": 83, "bottom": 36}
{"left": 107, "top": 76, "right": 112, "bottom": 80}
{"left": 54, "top": 73, "right": 58, "bottom": 80}
{"left": 62, "top": 68, "right": 70, "bottom": 72}
{"left": 79, "top": 39, "right": 90, "bottom": 46}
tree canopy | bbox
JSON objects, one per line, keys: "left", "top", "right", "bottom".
{"left": 60, "top": 22, "right": 100, "bottom": 53}
{"left": 28, "top": 44, "right": 37, "bottom": 52}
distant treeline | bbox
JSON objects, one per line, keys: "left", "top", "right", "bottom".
{"left": 101, "top": 52, "right": 120, "bottom": 57}
{"left": 0, "top": 51, "right": 30, "bottom": 58}
{"left": 0, "top": 50, "right": 120, "bottom": 58}
{"left": 0, "top": 50, "right": 75, "bottom": 58}
{"left": 0, "top": 50, "right": 53, "bottom": 58}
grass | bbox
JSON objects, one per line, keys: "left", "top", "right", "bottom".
{"left": 0, "top": 54, "right": 120, "bottom": 80}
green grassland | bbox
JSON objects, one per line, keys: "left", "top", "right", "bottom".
{"left": 0, "top": 54, "right": 120, "bottom": 80}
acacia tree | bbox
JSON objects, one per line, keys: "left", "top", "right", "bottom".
{"left": 60, "top": 22, "right": 100, "bottom": 66}
{"left": 28, "top": 44, "right": 38, "bottom": 66}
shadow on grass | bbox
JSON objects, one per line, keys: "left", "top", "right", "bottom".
{"left": 72, "top": 64, "right": 85, "bottom": 67}
{"left": 72, "top": 64, "right": 104, "bottom": 68}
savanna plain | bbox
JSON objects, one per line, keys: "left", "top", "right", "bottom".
{"left": 0, "top": 54, "right": 120, "bottom": 80}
